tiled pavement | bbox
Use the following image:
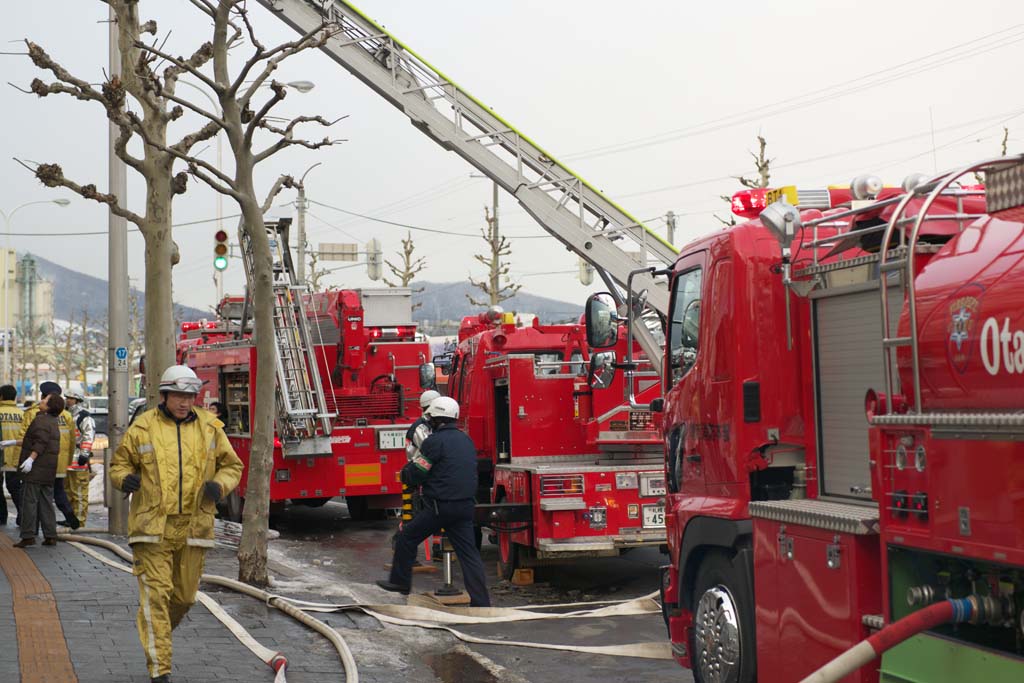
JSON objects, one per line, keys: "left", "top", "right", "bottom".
{"left": 0, "top": 524, "right": 367, "bottom": 683}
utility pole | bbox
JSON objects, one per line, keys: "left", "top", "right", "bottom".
{"left": 296, "top": 162, "right": 321, "bottom": 285}
{"left": 666, "top": 210, "right": 676, "bottom": 245}
{"left": 106, "top": 7, "right": 129, "bottom": 535}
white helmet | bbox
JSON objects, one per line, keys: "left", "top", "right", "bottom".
{"left": 425, "top": 396, "right": 459, "bottom": 420}
{"left": 159, "top": 365, "right": 202, "bottom": 394}
{"left": 419, "top": 389, "right": 441, "bottom": 409}
{"left": 65, "top": 391, "right": 86, "bottom": 403}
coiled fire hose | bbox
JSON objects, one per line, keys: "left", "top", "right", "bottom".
{"left": 60, "top": 534, "right": 359, "bottom": 683}
{"left": 799, "top": 598, "right": 975, "bottom": 683}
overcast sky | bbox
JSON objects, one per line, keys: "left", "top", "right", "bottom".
{"left": 2, "top": 1, "right": 1022, "bottom": 315}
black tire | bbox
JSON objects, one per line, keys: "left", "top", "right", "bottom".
{"left": 219, "top": 491, "right": 243, "bottom": 523}
{"left": 689, "top": 549, "right": 756, "bottom": 683}
{"left": 496, "top": 530, "right": 520, "bottom": 582}
{"left": 346, "top": 497, "right": 385, "bottom": 521}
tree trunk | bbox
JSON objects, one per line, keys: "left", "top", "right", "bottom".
{"left": 236, "top": 187, "right": 274, "bottom": 587}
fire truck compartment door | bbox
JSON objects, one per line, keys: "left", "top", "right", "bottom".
{"left": 813, "top": 283, "right": 902, "bottom": 500}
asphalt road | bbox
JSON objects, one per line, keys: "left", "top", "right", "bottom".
{"left": 268, "top": 499, "right": 691, "bottom": 683}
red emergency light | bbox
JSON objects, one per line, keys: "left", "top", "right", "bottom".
{"left": 181, "top": 322, "right": 202, "bottom": 332}
{"left": 730, "top": 189, "right": 770, "bottom": 219}
{"left": 368, "top": 326, "right": 416, "bottom": 340}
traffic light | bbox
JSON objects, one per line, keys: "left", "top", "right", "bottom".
{"left": 579, "top": 258, "right": 595, "bottom": 286}
{"left": 214, "top": 229, "right": 229, "bottom": 271}
{"left": 366, "top": 238, "right": 382, "bottom": 280}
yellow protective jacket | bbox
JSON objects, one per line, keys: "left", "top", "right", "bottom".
{"left": 0, "top": 399, "right": 24, "bottom": 471}
{"left": 110, "top": 406, "right": 243, "bottom": 547}
{"left": 22, "top": 403, "right": 75, "bottom": 477}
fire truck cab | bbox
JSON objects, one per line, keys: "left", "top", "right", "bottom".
{"left": 445, "top": 308, "right": 666, "bottom": 579}
{"left": 586, "top": 161, "right": 1024, "bottom": 682}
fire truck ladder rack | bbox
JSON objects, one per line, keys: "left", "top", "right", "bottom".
{"left": 877, "top": 154, "right": 1024, "bottom": 418}
{"left": 238, "top": 218, "right": 335, "bottom": 458}
{"left": 255, "top": 0, "right": 675, "bottom": 364}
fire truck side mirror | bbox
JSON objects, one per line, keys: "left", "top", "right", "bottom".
{"left": 587, "top": 351, "right": 617, "bottom": 390}
{"left": 585, "top": 292, "right": 620, "bottom": 349}
{"left": 432, "top": 353, "right": 453, "bottom": 376}
{"left": 418, "top": 362, "right": 436, "bottom": 389}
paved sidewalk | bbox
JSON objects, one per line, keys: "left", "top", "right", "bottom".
{"left": 0, "top": 524, "right": 355, "bottom": 683}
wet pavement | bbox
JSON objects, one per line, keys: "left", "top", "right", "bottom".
{"left": 20, "top": 488, "right": 689, "bottom": 682}
{"left": 269, "top": 499, "right": 691, "bottom": 683}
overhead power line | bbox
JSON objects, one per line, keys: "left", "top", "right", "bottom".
{"left": 5, "top": 213, "right": 243, "bottom": 237}
{"left": 563, "top": 25, "right": 1024, "bottom": 162}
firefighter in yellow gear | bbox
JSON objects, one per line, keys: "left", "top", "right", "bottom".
{"left": 22, "top": 381, "right": 78, "bottom": 528}
{"left": 64, "top": 392, "right": 96, "bottom": 525}
{"left": 110, "top": 366, "right": 243, "bottom": 683}
{"left": 0, "top": 384, "right": 24, "bottom": 526}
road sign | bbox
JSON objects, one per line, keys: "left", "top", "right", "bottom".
{"left": 318, "top": 242, "right": 359, "bottom": 262}
{"left": 114, "top": 346, "right": 128, "bottom": 371}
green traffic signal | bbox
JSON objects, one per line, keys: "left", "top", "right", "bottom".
{"left": 214, "top": 255, "right": 228, "bottom": 271}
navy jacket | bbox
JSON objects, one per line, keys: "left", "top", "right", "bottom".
{"left": 401, "top": 423, "right": 477, "bottom": 501}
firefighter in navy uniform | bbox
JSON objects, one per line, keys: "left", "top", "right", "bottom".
{"left": 377, "top": 396, "right": 491, "bottom": 607}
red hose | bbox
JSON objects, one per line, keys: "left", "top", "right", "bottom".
{"left": 800, "top": 599, "right": 968, "bottom": 683}
{"left": 866, "top": 600, "right": 953, "bottom": 654}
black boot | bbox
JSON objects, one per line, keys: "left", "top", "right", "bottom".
{"left": 151, "top": 675, "right": 171, "bottom": 683}
{"left": 375, "top": 579, "right": 411, "bottom": 595}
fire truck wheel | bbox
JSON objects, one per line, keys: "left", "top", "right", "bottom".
{"left": 346, "top": 497, "right": 386, "bottom": 521}
{"left": 218, "top": 491, "right": 243, "bottom": 523}
{"left": 690, "top": 550, "right": 755, "bottom": 683}
{"left": 497, "top": 531, "right": 520, "bottom": 582}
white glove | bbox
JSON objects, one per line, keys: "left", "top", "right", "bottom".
{"left": 0, "top": 439, "right": 16, "bottom": 447}
{"left": 20, "top": 458, "right": 33, "bottom": 473}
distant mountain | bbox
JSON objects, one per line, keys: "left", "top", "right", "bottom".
{"left": 31, "top": 254, "right": 208, "bottom": 323}
{"left": 411, "top": 281, "right": 582, "bottom": 324}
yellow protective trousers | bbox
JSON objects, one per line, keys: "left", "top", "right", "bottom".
{"left": 65, "top": 467, "right": 91, "bottom": 525}
{"left": 131, "top": 515, "right": 208, "bottom": 678}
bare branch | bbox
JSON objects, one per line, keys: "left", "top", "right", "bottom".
{"left": 260, "top": 175, "right": 297, "bottom": 215}
{"left": 19, "top": 158, "right": 144, "bottom": 226}
{"left": 133, "top": 40, "right": 221, "bottom": 93}
{"left": 234, "top": 23, "right": 335, "bottom": 102}
{"left": 253, "top": 114, "right": 347, "bottom": 163}
{"left": 127, "top": 110, "right": 236, "bottom": 187}
{"left": 186, "top": 160, "right": 240, "bottom": 200}
{"left": 187, "top": 0, "right": 217, "bottom": 18}
{"left": 170, "top": 119, "right": 221, "bottom": 156}
{"left": 245, "top": 81, "right": 287, "bottom": 147}
{"left": 162, "top": 40, "right": 215, "bottom": 90}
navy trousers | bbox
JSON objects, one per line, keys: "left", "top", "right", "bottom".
{"left": 53, "top": 477, "right": 77, "bottom": 524}
{"left": 389, "top": 498, "right": 490, "bottom": 607}
{"left": 3, "top": 471, "right": 22, "bottom": 524}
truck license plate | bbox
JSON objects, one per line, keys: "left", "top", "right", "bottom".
{"left": 377, "top": 429, "right": 406, "bottom": 450}
{"left": 642, "top": 503, "right": 665, "bottom": 528}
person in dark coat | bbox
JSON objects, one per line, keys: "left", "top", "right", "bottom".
{"left": 377, "top": 396, "right": 490, "bottom": 607}
{"left": 14, "top": 393, "right": 65, "bottom": 547}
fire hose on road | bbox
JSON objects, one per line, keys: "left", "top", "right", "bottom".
{"left": 60, "top": 533, "right": 672, "bottom": 683}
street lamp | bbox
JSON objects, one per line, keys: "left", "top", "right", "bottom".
{"left": 0, "top": 198, "right": 71, "bottom": 384}
{"left": 176, "top": 79, "right": 316, "bottom": 303}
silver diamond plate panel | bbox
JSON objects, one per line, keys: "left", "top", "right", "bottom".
{"left": 748, "top": 499, "right": 879, "bottom": 535}
{"left": 986, "top": 162, "right": 1024, "bottom": 216}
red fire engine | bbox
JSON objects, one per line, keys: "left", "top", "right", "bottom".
{"left": 179, "top": 219, "right": 434, "bottom": 520}
{"left": 442, "top": 308, "right": 665, "bottom": 578}
{"left": 585, "top": 157, "right": 1024, "bottom": 682}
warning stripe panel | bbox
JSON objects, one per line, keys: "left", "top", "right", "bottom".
{"left": 344, "top": 463, "right": 382, "bottom": 487}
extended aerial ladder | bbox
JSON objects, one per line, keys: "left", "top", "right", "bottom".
{"left": 238, "top": 217, "right": 335, "bottom": 457}
{"left": 255, "top": 0, "right": 677, "bottom": 364}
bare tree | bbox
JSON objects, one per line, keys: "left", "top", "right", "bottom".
{"left": 49, "top": 318, "right": 77, "bottom": 388}
{"left": 127, "top": 1, "right": 341, "bottom": 586}
{"left": 18, "top": 318, "right": 49, "bottom": 399}
{"left": 716, "top": 135, "right": 774, "bottom": 227}
{"left": 20, "top": 1, "right": 221, "bottom": 404}
{"left": 76, "top": 309, "right": 104, "bottom": 390}
{"left": 306, "top": 249, "right": 329, "bottom": 293}
{"left": 383, "top": 231, "right": 425, "bottom": 309}
{"left": 468, "top": 206, "right": 521, "bottom": 307}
